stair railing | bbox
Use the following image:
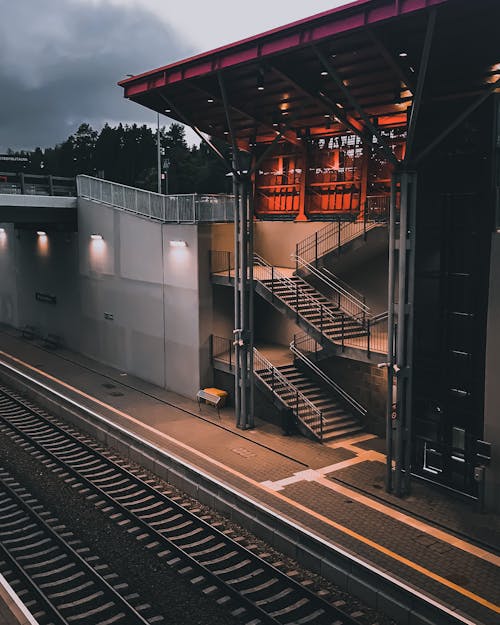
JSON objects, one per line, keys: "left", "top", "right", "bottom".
{"left": 291, "top": 333, "right": 367, "bottom": 418}
{"left": 253, "top": 254, "right": 344, "bottom": 343}
{"left": 253, "top": 348, "right": 324, "bottom": 440}
{"left": 293, "top": 254, "right": 370, "bottom": 324}
{"left": 295, "top": 219, "right": 370, "bottom": 268}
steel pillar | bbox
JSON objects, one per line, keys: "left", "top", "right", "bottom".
{"left": 233, "top": 175, "right": 254, "bottom": 430}
{"left": 393, "top": 170, "right": 417, "bottom": 497}
{"left": 233, "top": 168, "right": 241, "bottom": 428}
{"left": 385, "top": 173, "right": 398, "bottom": 492}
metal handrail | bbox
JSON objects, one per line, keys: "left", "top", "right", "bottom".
{"left": 76, "top": 175, "right": 234, "bottom": 223}
{"left": 253, "top": 253, "right": 344, "bottom": 332}
{"left": 253, "top": 348, "right": 324, "bottom": 440}
{"left": 291, "top": 333, "right": 367, "bottom": 418}
{"left": 371, "top": 311, "right": 389, "bottom": 324}
{"left": 293, "top": 254, "right": 370, "bottom": 321}
{"left": 295, "top": 209, "right": 384, "bottom": 267}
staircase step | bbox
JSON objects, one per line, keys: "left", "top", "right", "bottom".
{"left": 322, "top": 425, "right": 364, "bottom": 442}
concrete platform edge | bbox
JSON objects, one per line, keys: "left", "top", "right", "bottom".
{"left": 0, "top": 573, "right": 40, "bottom": 625}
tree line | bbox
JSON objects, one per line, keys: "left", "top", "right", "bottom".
{"left": 3, "top": 122, "right": 231, "bottom": 194}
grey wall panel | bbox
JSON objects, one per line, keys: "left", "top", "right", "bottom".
{"left": 210, "top": 223, "right": 234, "bottom": 253}
{"left": 120, "top": 212, "right": 163, "bottom": 283}
{"left": 322, "top": 227, "right": 389, "bottom": 315}
{"left": 163, "top": 284, "right": 200, "bottom": 396}
{"left": 13, "top": 230, "right": 80, "bottom": 347}
{"left": 79, "top": 275, "right": 165, "bottom": 388}
{"left": 78, "top": 198, "right": 116, "bottom": 277}
{"left": 254, "top": 222, "right": 324, "bottom": 268}
{"left": 162, "top": 224, "right": 203, "bottom": 397}
{"left": 212, "top": 285, "right": 234, "bottom": 339}
{"left": 0, "top": 223, "right": 18, "bottom": 328}
{"left": 484, "top": 232, "right": 500, "bottom": 511}
{"left": 198, "top": 225, "right": 214, "bottom": 389}
{"left": 254, "top": 295, "right": 301, "bottom": 347}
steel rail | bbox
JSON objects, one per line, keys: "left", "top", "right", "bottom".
{"left": 0, "top": 469, "right": 153, "bottom": 625}
{"left": 0, "top": 385, "right": 362, "bottom": 625}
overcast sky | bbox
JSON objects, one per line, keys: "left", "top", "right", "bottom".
{"left": 0, "top": 0, "right": 348, "bottom": 152}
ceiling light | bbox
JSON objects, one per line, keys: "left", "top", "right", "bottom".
{"left": 207, "top": 98, "right": 214, "bottom": 103}
{"left": 37, "top": 231, "right": 46, "bottom": 237}
{"left": 90, "top": 234, "right": 103, "bottom": 240}
{"left": 321, "top": 71, "right": 328, "bottom": 76}
{"left": 399, "top": 51, "right": 408, "bottom": 58}
{"left": 0, "top": 228, "right": 5, "bottom": 234}
{"left": 165, "top": 108, "right": 171, "bottom": 113}
{"left": 257, "top": 67, "right": 265, "bottom": 91}
{"left": 169, "top": 240, "right": 188, "bottom": 247}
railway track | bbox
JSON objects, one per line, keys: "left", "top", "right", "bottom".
{"left": 0, "top": 383, "right": 364, "bottom": 625}
{"left": 0, "top": 468, "right": 163, "bottom": 625}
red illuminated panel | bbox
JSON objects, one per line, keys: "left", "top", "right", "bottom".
{"left": 306, "top": 134, "right": 362, "bottom": 216}
{"left": 254, "top": 147, "right": 303, "bottom": 216}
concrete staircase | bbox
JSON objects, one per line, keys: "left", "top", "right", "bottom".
{"left": 257, "top": 362, "right": 363, "bottom": 442}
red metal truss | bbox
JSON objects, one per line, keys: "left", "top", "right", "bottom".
{"left": 119, "top": 0, "right": 447, "bottom": 97}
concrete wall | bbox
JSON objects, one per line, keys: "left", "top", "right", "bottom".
{"left": 7, "top": 229, "right": 79, "bottom": 347}
{"left": 254, "top": 221, "right": 325, "bottom": 268}
{"left": 78, "top": 199, "right": 166, "bottom": 388}
{"left": 484, "top": 232, "right": 500, "bottom": 510}
{"left": 0, "top": 223, "right": 18, "bottom": 328}
{"left": 323, "top": 227, "right": 389, "bottom": 315}
{"left": 254, "top": 295, "right": 301, "bottom": 347}
{"left": 320, "top": 355, "right": 387, "bottom": 436}
{"left": 210, "top": 223, "right": 234, "bottom": 253}
{"left": 79, "top": 200, "right": 212, "bottom": 398}
{"left": 0, "top": 199, "right": 218, "bottom": 401}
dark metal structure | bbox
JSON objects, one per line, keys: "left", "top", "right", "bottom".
{"left": 119, "top": 0, "right": 500, "bottom": 497}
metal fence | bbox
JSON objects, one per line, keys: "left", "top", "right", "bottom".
{"left": 76, "top": 175, "right": 234, "bottom": 223}
{"left": 0, "top": 173, "right": 76, "bottom": 196}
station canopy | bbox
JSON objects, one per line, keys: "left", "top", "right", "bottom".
{"left": 119, "top": 0, "right": 500, "bottom": 150}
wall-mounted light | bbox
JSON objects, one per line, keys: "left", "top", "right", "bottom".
{"left": 37, "top": 231, "right": 47, "bottom": 237}
{"left": 90, "top": 233, "right": 103, "bottom": 240}
{"left": 169, "top": 240, "right": 188, "bottom": 248}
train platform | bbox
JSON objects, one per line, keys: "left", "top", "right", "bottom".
{"left": 0, "top": 327, "right": 498, "bottom": 625}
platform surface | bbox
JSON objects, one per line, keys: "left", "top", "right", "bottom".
{"left": 0, "top": 327, "right": 498, "bottom": 625}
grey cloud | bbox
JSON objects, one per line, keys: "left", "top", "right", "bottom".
{"left": 0, "top": 0, "right": 190, "bottom": 151}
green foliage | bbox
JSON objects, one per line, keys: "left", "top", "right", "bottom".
{"left": 3, "top": 122, "right": 231, "bottom": 193}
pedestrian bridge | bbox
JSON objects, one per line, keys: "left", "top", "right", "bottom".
{"left": 0, "top": 194, "right": 77, "bottom": 228}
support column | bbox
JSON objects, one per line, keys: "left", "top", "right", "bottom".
{"left": 394, "top": 170, "right": 417, "bottom": 497}
{"left": 233, "top": 170, "right": 241, "bottom": 429}
{"left": 385, "top": 172, "right": 398, "bottom": 492}
{"left": 359, "top": 138, "right": 370, "bottom": 222}
{"left": 234, "top": 175, "right": 254, "bottom": 430}
{"left": 295, "top": 143, "right": 308, "bottom": 222}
